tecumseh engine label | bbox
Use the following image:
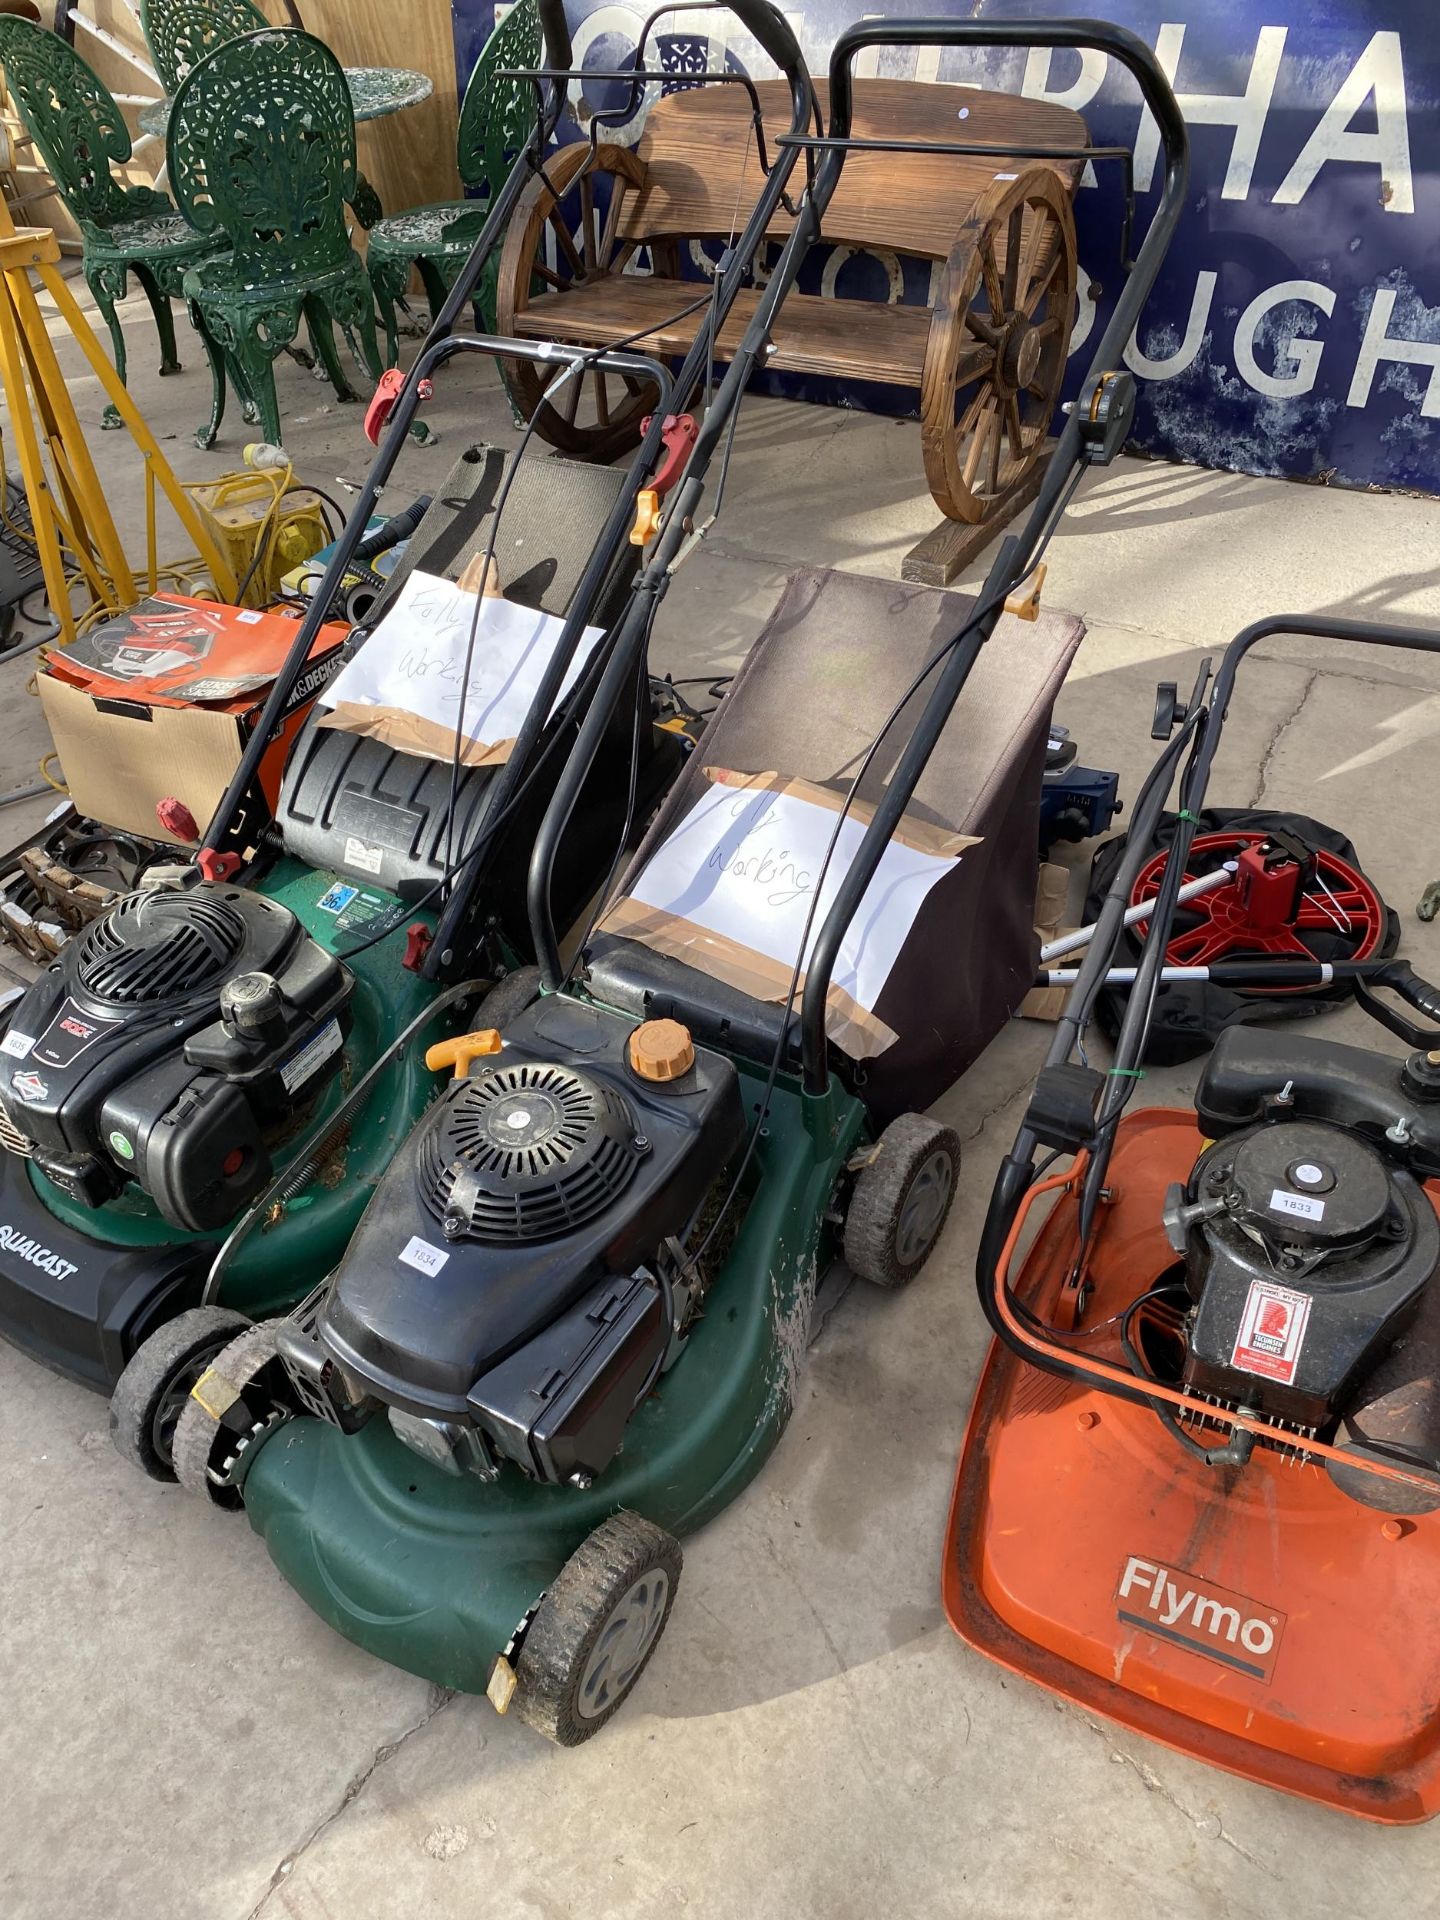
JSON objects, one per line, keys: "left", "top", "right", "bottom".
{"left": 0, "top": 1224, "right": 77, "bottom": 1283}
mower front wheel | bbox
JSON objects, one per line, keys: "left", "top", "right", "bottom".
{"left": 109, "top": 1306, "right": 252, "bottom": 1483}
{"left": 844, "top": 1113, "right": 961, "bottom": 1289}
{"left": 170, "top": 1318, "right": 291, "bottom": 1511}
{"left": 513, "top": 1512, "right": 682, "bottom": 1747}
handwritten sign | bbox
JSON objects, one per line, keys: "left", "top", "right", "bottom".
{"left": 626, "top": 777, "right": 966, "bottom": 1020}
{"left": 317, "top": 569, "right": 604, "bottom": 765}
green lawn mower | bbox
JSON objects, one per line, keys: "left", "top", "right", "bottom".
{"left": 0, "top": 0, "right": 817, "bottom": 1487}
{"left": 164, "top": 18, "right": 1187, "bottom": 1743}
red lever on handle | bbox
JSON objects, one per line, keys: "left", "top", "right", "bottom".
{"left": 641, "top": 413, "right": 698, "bottom": 498}
{"left": 196, "top": 848, "right": 242, "bottom": 882}
{"left": 402, "top": 923, "right": 433, "bottom": 973}
{"left": 365, "top": 370, "right": 432, "bottom": 446}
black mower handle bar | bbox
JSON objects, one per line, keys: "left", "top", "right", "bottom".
{"left": 524, "top": 18, "right": 1186, "bottom": 1007}
{"left": 199, "top": 0, "right": 809, "bottom": 869}
{"left": 643, "top": 0, "right": 804, "bottom": 91}
{"left": 197, "top": 0, "right": 571, "bottom": 859}
{"left": 979, "top": 609, "right": 1440, "bottom": 1380}
{"left": 537, "top": 0, "right": 572, "bottom": 75}
{"left": 795, "top": 20, "right": 1189, "bottom": 1094}
{"left": 1356, "top": 960, "right": 1440, "bottom": 1046}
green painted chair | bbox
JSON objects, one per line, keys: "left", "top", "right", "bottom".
{"left": 365, "top": 0, "right": 540, "bottom": 363}
{"left": 167, "top": 28, "right": 383, "bottom": 449}
{"left": 139, "top": 0, "right": 268, "bottom": 94}
{"left": 0, "top": 15, "right": 226, "bottom": 431}
{"left": 140, "top": 0, "right": 385, "bottom": 228}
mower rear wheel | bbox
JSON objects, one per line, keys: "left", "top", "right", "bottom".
{"left": 171, "top": 1318, "right": 289, "bottom": 1510}
{"left": 109, "top": 1306, "right": 252, "bottom": 1482}
{"left": 476, "top": 964, "right": 542, "bottom": 1031}
{"left": 513, "top": 1512, "right": 682, "bottom": 1747}
{"left": 844, "top": 1113, "right": 961, "bottom": 1288}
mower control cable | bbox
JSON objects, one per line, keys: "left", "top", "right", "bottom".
{"left": 318, "top": 295, "right": 733, "bottom": 972}
{"left": 201, "top": 976, "right": 490, "bottom": 1304}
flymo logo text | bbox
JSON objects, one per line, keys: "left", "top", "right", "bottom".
{"left": 1116, "top": 1555, "right": 1285, "bottom": 1682}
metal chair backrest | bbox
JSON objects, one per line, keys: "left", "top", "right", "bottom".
{"left": 456, "top": 0, "right": 540, "bottom": 197}
{"left": 166, "top": 27, "right": 357, "bottom": 280}
{"left": 140, "top": 0, "right": 268, "bottom": 94}
{"left": 0, "top": 16, "right": 133, "bottom": 236}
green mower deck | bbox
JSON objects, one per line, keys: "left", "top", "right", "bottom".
{"left": 237, "top": 1066, "right": 867, "bottom": 1694}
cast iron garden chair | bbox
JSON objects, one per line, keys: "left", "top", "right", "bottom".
{"left": 0, "top": 15, "right": 225, "bottom": 430}
{"left": 166, "top": 27, "right": 383, "bottom": 449}
{"left": 139, "top": 0, "right": 268, "bottom": 93}
{"left": 364, "top": 0, "right": 539, "bottom": 363}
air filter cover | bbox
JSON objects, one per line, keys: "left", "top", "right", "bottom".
{"left": 75, "top": 891, "right": 246, "bottom": 1005}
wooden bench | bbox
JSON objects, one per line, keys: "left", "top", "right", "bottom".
{"left": 496, "top": 78, "right": 1085, "bottom": 549}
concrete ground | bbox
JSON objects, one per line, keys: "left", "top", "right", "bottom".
{"left": 3, "top": 280, "right": 1440, "bottom": 1920}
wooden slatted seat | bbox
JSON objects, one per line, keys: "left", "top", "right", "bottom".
{"left": 496, "top": 77, "right": 1086, "bottom": 527}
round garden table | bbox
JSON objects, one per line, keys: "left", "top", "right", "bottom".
{"left": 139, "top": 65, "right": 434, "bottom": 224}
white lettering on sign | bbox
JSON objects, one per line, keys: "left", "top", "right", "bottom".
{"left": 1126, "top": 270, "right": 1216, "bottom": 380}
{"left": 399, "top": 1235, "right": 449, "bottom": 1277}
{"left": 1347, "top": 285, "right": 1440, "bottom": 415}
{"left": 1269, "top": 1187, "right": 1326, "bottom": 1222}
{"left": 1274, "top": 30, "right": 1413, "bottom": 215}
{"left": 1134, "top": 23, "right": 1288, "bottom": 200}
{"left": 1234, "top": 280, "right": 1336, "bottom": 397}
{"left": 1021, "top": 45, "right": 1105, "bottom": 188}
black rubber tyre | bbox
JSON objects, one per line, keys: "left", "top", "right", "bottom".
{"left": 170, "top": 1318, "right": 287, "bottom": 1509}
{"left": 843, "top": 1113, "right": 961, "bottom": 1289}
{"left": 476, "top": 965, "right": 542, "bottom": 1032}
{"left": 513, "top": 1512, "right": 682, "bottom": 1747}
{"left": 108, "top": 1306, "right": 252, "bottom": 1482}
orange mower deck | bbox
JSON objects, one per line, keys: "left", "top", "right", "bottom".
{"left": 944, "top": 1110, "right": 1440, "bottom": 1824}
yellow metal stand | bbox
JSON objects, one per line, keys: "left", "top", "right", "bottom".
{"left": 0, "top": 197, "right": 237, "bottom": 643}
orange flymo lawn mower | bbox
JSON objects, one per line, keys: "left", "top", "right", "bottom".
{"left": 946, "top": 614, "right": 1440, "bottom": 1822}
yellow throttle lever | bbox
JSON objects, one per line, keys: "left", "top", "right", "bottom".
{"left": 630, "top": 487, "right": 662, "bottom": 546}
{"left": 424, "top": 1029, "right": 503, "bottom": 1080}
{"left": 1004, "top": 562, "right": 1047, "bottom": 622}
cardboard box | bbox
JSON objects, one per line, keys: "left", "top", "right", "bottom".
{"left": 37, "top": 595, "right": 348, "bottom": 846}
{"left": 1020, "top": 861, "right": 1076, "bottom": 1022}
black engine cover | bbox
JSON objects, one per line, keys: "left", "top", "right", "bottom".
{"left": 317, "top": 996, "right": 746, "bottom": 1445}
{"left": 1180, "top": 1031, "right": 1440, "bottom": 1426}
{"left": 0, "top": 885, "right": 352, "bottom": 1231}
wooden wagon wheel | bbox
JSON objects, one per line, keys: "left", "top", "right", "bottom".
{"left": 497, "top": 141, "right": 672, "bottom": 461}
{"left": 919, "top": 167, "right": 1077, "bottom": 526}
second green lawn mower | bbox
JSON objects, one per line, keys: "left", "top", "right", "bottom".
{"left": 164, "top": 16, "right": 1189, "bottom": 1743}
{"left": 0, "top": 0, "right": 819, "bottom": 1485}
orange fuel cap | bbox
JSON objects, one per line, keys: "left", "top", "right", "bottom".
{"left": 628, "top": 1018, "right": 694, "bottom": 1083}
